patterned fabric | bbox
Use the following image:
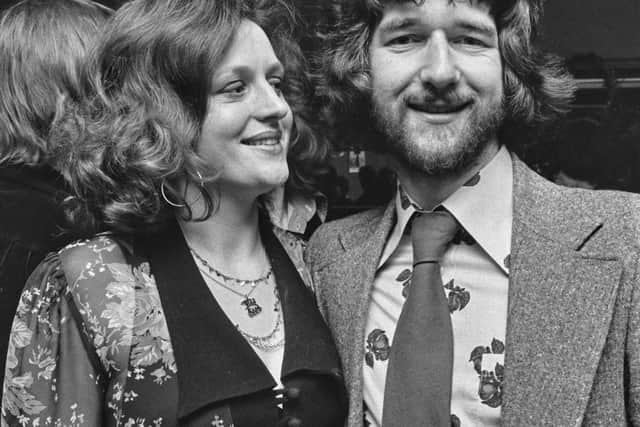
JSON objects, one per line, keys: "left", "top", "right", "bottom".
{"left": 1, "top": 220, "right": 318, "bottom": 427}
{"left": 363, "top": 147, "right": 513, "bottom": 426}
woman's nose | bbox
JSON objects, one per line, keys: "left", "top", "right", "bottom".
{"left": 253, "top": 81, "right": 289, "bottom": 122}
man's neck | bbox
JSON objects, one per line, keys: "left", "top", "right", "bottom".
{"left": 393, "top": 141, "right": 500, "bottom": 211}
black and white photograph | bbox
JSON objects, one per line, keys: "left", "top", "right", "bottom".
{"left": 1, "top": 0, "right": 639, "bottom": 426}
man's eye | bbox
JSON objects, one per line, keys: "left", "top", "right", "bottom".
{"left": 453, "top": 36, "right": 488, "bottom": 47}
{"left": 387, "top": 34, "right": 422, "bottom": 46}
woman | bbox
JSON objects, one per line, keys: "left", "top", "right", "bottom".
{"left": 0, "top": 0, "right": 111, "bottom": 395}
{"left": 1, "top": 1, "right": 346, "bottom": 426}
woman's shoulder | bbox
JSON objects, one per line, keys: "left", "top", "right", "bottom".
{"left": 58, "top": 234, "right": 135, "bottom": 286}
{"left": 57, "top": 234, "right": 152, "bottom": 328}
{"left": 19, "top": 234, "right": 160, "bottom": 371}
{"left": 3, "top": 235, "right": 170, "bottom": 425}
{"left": 18, "top": 234, "right": 143, "bottom": 331}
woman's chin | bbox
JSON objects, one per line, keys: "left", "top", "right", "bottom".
{"left": 220, "top": 171, "right": 289, "bottom": 200}
{"left": 261, "top": 168, "right": 290, "bottom": 189}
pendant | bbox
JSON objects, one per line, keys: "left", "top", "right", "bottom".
{"left": 241, "top": 297, "right": 262, "bottom": 317}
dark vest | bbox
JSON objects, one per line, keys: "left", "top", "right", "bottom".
{"left": 135, "top": 216, "right": 347, "bottom": 427}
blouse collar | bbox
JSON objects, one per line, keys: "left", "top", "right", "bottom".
{"left": 260, "top": 186, "right": 326, "bottom": 235}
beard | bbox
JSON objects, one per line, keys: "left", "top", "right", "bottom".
{"left": 371, "top": 90, "right": 505, "bottom": 176}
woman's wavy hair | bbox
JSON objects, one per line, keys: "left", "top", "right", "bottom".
{"left": 313, "top": 0, "right": 576, "bottom": 153}
{"left": 54, "top": 0, "right": 328, "bottom": 235}
{"left": 0, "top": 0, "right": 111, "bottom": 166}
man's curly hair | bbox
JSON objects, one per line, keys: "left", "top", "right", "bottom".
{"left": 53, "top": 0, "right": 328, "bottom": 236}
{"left": 312, "top": 0, "right": 576, "bottom": 154}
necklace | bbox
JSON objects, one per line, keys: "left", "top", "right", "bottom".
{"left": 189, "top": 246, "right": 273, "bottom": 318}
{"left": 197, "top": 265, "right": 265, "bottom": 317}
{"left": 236, "top": 291, "right": 285, "bottom": 352}
{"left": 190, "top": 247, "right": 273, "bottom": 288}
{"left": 199, "top": 265, "right": 284, "bottom": 351}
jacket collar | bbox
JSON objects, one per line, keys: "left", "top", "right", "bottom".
{"left": 139, "top": 216, "right": 342, "bottom": 420}
{"left": 337, "top": 202, "right": 396, "bottom": 256}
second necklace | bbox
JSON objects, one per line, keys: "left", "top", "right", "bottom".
{"left": 190, "top": 246, "right": 273, "bottom": 317}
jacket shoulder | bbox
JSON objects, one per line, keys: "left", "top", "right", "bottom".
{"left": 307, "top": 207, "right": 386, "bottom": 268}
{"left": 516, "top": 163, "right": 640, "bottom": 258}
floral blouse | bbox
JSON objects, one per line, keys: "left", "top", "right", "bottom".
{"left": 1, "top": 213, "right": 345, "bottom": 427}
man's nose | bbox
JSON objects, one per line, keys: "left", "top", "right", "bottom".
{"left": 417, "top": 30, "right": 460, "bottom": 91}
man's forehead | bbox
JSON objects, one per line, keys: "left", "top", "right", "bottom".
{"left": 376, "top": 0, "right": 497, "bottom": 31}
{"left": 376, "top": 0, "right": 503, "bottom": 18}
{"left": 378, "top": 0, "right": 500, "bottom": 8}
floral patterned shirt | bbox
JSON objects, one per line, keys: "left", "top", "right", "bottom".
{"left": 363, "top": 147, "right": 513, "bottom": 426}
{"left": 1, "top": 213, "right": 324, "bottom": 427}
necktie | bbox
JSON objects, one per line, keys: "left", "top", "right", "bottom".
{"left": 382, "top": 210, "right": 459, "bottom": 427}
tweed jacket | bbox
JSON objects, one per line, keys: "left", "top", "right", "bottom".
{"left": 306, "top": 155, "right": 640, "bottom": 427}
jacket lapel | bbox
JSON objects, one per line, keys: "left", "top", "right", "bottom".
{"left": 313, "top": 201, "right": 396, "bottom": 425}
{"left": 259, "top": 215, "right": 344, "bottom": 381}
{"left": 502, "top": 157, "right": 622, "bottom": 426}
{"left": 138, "top": 220, "right": 275, "bottom": 420}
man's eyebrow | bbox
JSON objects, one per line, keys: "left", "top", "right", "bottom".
{"left": 377, "top": 17, "right": 421, "bottom": 33}
{"left": 377, "top": 16, "right": 496, "bottom": 37}
{"left": 452, "top": 18, "right": 497, "bottom": 37}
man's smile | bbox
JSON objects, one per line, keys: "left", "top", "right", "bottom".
{"left": 405, "top": 96, "right": 474, "bottom": 124}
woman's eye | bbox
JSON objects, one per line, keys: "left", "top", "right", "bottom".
{"left": 269, "top": 77, "right": 284, "bottom": 94}
{"left": 221, "top": 81, "right": 246, "bottom": 96}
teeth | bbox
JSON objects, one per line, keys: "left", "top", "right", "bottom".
{"left": 243, "top": 138, "right": 279, "bottom": 146}
{"left": 409, "top": 100, "right": 470, "bottom": 114}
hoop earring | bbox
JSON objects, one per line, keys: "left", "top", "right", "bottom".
{"left": 195, "top": 170, "right": 204, "bottom": 187}
{"left": 160, "top": 179, "right": 186, "bottom": 208}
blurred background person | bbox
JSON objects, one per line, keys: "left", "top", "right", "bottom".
{"left": 0, "top": 0, "right": 111, "bottom": 397}
{"left": 1, "top": 1, "right": 346, "bottom": 426}
{"left": 549, "top": 116, "right": 605, "bottom": 189}
{"left": 355, "top": 165, "right": 379, "bottom": 206}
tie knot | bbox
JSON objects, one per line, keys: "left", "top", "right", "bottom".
{"left": 411, "top": 210, "right": 459, "bottom": 261}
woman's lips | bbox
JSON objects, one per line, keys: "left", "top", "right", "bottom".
{"left": 241, "top": 130, "right": 282, "bottom": 146}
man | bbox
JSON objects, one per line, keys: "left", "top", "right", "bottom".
{"left": 306, "top": 0, "right": 640, "bottom": 425}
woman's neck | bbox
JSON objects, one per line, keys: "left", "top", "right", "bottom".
{"left": 178, "top": 189, "right": 267, "bottom": 278}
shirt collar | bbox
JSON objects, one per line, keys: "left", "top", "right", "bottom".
{"left": 379, "top": 146, "right": 512, "bottom": 274}
{"left": 260, "top": 185, "right": 327, "bottom": 234}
